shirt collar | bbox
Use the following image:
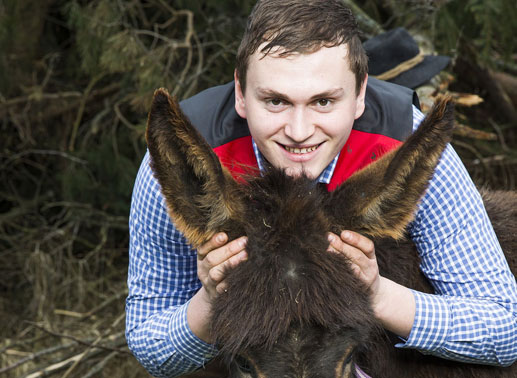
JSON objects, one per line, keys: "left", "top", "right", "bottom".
{"left": 251, "top": 138, "right": 339, "bottom": 185}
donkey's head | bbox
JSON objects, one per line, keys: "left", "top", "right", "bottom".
{"left": 146, "top": 88, "right": 454, "bottom": 377}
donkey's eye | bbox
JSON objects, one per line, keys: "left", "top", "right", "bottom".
{"left": 339, "top": 348, "right": 355, "bottom": 377}
{"left": 235, "top": 355, "right": 256, "bottom": 375}
{"left": 344, "top": 349, "right": 354, "bottom": 365}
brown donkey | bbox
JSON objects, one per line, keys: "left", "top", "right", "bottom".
{"left": 145, "top": 88, "right": 516, "bottom": 378}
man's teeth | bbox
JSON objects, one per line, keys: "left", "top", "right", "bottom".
{"left": 284, "top": 145, "right": 318, "bottom": 154}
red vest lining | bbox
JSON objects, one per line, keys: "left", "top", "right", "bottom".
{"left": 213, "top": 130, "right": 402, "bottom": 191}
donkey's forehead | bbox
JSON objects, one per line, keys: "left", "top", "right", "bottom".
{"left": 243, "top": 170, "right": 330, "bottom": 234}
{"left": 243, "top": 175, "right": 331, "bottom": 263}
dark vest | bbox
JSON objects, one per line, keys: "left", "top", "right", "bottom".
{"left": 180, "top": 78, "right": 418, "bottom": 191}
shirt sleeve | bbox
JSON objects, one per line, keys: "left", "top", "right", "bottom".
{"left": 125, "top": 152, "right": 217, "bottom": 378}
{"left": 395, "top": 107, "right": 517, "bottom": 366}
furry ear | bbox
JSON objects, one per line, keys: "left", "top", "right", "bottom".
{"left": 326, "top": 97, "right": 455, "bottom": 239}
{"left": 145, "top": 88, "right": 246, "bottom": 247}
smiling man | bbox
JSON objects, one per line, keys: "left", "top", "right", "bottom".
{"left": 125, "top": 1, "right": 517, "bottom": 377}
{"left": 236, "top": 44, "right": 366, "bottom": 180}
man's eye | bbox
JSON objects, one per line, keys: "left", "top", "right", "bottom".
{"left": 317, "top": 98, "right": 331, "bottom": 106}
{"left": 269, "top": 98, "right": 283, "bottom": 106}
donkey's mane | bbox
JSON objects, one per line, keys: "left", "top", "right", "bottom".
{"left": 210, "top": 168, "right": 377, "bottom": 357}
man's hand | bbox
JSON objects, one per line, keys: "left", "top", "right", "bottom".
{"left": 187, "top": 232, "right": 247, "bottom": 343}
{"left": 327, "top": 230, "right": 415, "bottom": 338}
{"left": 197, "top": 233, "right": 248, "bottom": 302}
{"left": 327, "top": 230, "right": 380, "bottom": 296}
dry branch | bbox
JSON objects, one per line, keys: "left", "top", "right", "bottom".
{"left": 26, "top": 323, "right": 130, "bottom": 355}
{"left": 493, "top": 71, "right": 517, "bottom": 108}
{"left": 24, "top": 348, "right": 106, "bottom": 378}
{"left": 0, "top": 83, "right": 120, "bottom": 119}
{"left": 455, "top": 53, "right": 517, "bottom": 123}
{"left": 0, "top": 343, "right": 75, "bottom": 374}
{"left": 54, "top": 290, "right": 129, "bottom": 320}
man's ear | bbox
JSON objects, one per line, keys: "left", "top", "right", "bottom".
{"left": 146, "top": 88, "right": 246, "bottom": 247}
{"left": 354, "top": 74, "right": 368, "bottom": 120}
{"left": 234, "top": 70, "right": 247, "bottom": 119}
{"left": 326, "top": 97, "right": 455, "bottom": 240}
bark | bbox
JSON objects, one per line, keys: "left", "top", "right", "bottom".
{"left": 492, "top": 71, "right": 517, "bottom": 109}
{"left": 0, "top": 0, "right": 56, "bottom": 95}
{"left": 454, "top": 53, "right": 517, "bottom": 124}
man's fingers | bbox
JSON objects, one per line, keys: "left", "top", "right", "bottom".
{"left": 327, "top": 231, "right": 375, "bottom": 266}
{"left": 197, "top": 235, "right": 248, "bottom": 302}
{"left": 327, "top": 232, "right": 344, "bottom": 254}
{"left": 216, "top": 281, "right": 228, "bottom": 294}
{"left": 203, "top": 236, "right": 247, "bottom": 267}
{"left": 208, "top": 250, "right": 248, "bottom": 283}
{"left": 328, "top": 233, "right": 363, "bottom": 264}
{"left": 328, "top": 231, "right": 379, "bottom": 290}
{"left": 340, "top": 230, "right": 375, "bottom": 258}
{"left": 197, "top": 232, "right": 228, "bottom": 259}
{"left": 214, "top": 248, "right": 248, "bottom": 294}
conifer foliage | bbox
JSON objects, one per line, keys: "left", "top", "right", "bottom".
{"left": 1, "top": 1, "right": 252, "bottom": 376}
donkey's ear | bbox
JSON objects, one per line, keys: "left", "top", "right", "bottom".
{"left": 146, "top": 88, "right": 246, "bottom": 247}
{"left": 326, "top": 97, "right": 455, "bottom": 240}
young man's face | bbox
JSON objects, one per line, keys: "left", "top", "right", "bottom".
{"left": 235, "top": 44, "right": 367, "bottom": 179}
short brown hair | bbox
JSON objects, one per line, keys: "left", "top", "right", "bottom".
{"left": 236, "top": 0, "right": 368, "bottom": 95}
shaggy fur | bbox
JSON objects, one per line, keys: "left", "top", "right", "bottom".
{"left": 146, "top": 89, "right": 516, "bottom": 378}
{"left": 212, "top": 169, "right": 378, "bottom": 357}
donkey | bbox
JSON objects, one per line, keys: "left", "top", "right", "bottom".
{"left": 145, "top": 88, "right": 516, "bottom": 378}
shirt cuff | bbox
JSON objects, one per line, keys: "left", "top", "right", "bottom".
{"left": 395, "top": 290, "right": 451, "bottom": 352}
{"left": 169, "top": 300, "right": 218, "bottom": 366}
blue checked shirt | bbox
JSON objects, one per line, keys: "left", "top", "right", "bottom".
{"left": 126, "top": 106, "right": 517, "bottom": 377}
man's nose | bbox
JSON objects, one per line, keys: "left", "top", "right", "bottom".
{"left": 284, "top": 107, "right": 315, "bottom": 142}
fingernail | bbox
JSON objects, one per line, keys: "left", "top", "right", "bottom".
{"left": 239, "top": 237, "right": 247, "bottom": 248}
{"left": 342, "top": 231, "right": 350, "bottom": 239}
{"left": 327, "top": 234, "right": 334, "bottom": 243}
{"left": 216, "top": 233, "right": 226, "bottom": 243}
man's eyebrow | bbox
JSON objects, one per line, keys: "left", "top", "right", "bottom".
{"left": 308, "top": 88, "right": 344, "bottom": 101}
{"left": 255, "top": 87, "right": 344, "bottom": 100}
{"left": 255, "top": 87, "right": 286, "bottom": 99}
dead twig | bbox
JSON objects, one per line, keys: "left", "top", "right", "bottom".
{"left": 54, "top": 289, "right": 128, "bottom": 320}
{"left": 23, "top": 348, "right": 106, "bottom": 378}
{"left": 0, "top": 343, "right": 75, "bottom": 374}
{"left": 489, "top": 119, "right": 511, "bottom": 152}
{"left": 68, "top": 73, "right": 105, "bottom": 152}
{"left": 81, "top": 351, "right": 119, "bottom": 378}
{"left": 1, "top": 149, "right": 88, "bottom": 170}
{"left": 453, "top": 123, "right": 497, "bottom": 141}
{"left": 24, "top": 322, "right": 131, "bottom": 356}
{"left": 472, "top": 155, "right": 517, "bottom": 165}
{"left": 0, "top": 91, "right": 83, "bottom": 108}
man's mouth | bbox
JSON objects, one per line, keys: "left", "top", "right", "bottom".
{"left": 283, "top": 144, "right": 320, "bottom": 154}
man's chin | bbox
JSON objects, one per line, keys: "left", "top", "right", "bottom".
{"left": 282, "top": 165, "right": 319, "bottom": 180}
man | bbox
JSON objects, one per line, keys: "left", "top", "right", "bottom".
{"left": 126, "top": 1, "right": 517, "bottom": 377}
